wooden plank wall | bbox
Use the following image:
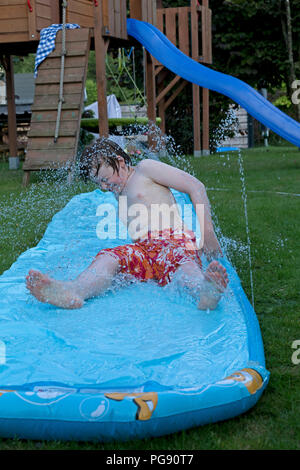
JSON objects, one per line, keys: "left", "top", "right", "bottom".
{"left": 201, "top": 4, "right": 212, "bottom": 64}
{"left": 156, "top": 4, "right": 212, "bottom": 64}
{"left": 23, "top": 28, "right": 90, "bottom": 170}
{"left": 129, "top": 0, "right": 156, "bottom": 25}
{"left": 102, "top": 0, "right": 127, "bottom": 39}
{"left": 66, "top": 0, "right": 127, "bottom": 40}
{"left": 66, "top": 0, "right": 94, "bottom": 28}
{"left": 36, "top": 0, "right": 59, "bottom": 31}
{"left": 0, "top": 0, "right": 130, "bottom": 45}
{"left": 0, "top": 0, "right": 60, "bottom": 44}
{"left": 0, "top": 0, "right": 29, "bottom": 44}
{"left": 156, "top": 7, "right": 191, "bottom": 64}
{"left": 142, "top": 0, "right": 156, "bottom": 25}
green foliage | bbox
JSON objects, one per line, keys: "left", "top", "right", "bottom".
{"left": 87, "top": 50, "right": 145, "bottom": 105}
{"left": 273, "top": 95, "right": 292, "bottom": 109}
{"left": 164, "top": 84, "right": 194, "bottom": 154}
{"left": 85, "top": 79, "right": 98, "bottom": 106}
{"left": 105, "top": 51, "right": 143, "bottom": 104}
{"left": 161, "top": 0, "right": 300, "bottom": 151}
{"left": 164, "top": 79, "right": 237, "bottom": 154}
{"left": 13, "top": 54, "right": 35, "bottom": 73}
{"left": 81, "top": 117, "right": 161, "bottom": 132}
{"left": 210, "top": 0, "right": 299, "bottom": 90}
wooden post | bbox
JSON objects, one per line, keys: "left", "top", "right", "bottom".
{"left": 157, "top": 69, "right": 168, "bottom": 134}
{"left": 145, "top": 51, "right": 156, "bottom": 149}
{"left": 4, "top": 55, "right": 19, "bottom": 170}
{"left": 94, "top": 1, "right": 109, "bottom": 137}
{"left": 202, "top": 0, "right": 210, "bottom": 155}
{"left": 202, "top": 88, "right": 209, "bottom": 154}
{"left": 129, "top": 0, "right": 142, "bottom": 20}
{"left": 22, "top": 170, "right": 31, "bottom": 187}
{"left": 191, "top": 0, "right": 201, "bottom": 157}
{"left": 27, "top": 0, "right": 37, "bottom": 41}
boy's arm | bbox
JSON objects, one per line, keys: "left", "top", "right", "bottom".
{"left": 137, "top": 159, "right": 222, "bottom": 259}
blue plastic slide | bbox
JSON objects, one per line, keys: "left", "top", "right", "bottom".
{"left": 127, "top": 19, "right": 300, "bottom": 148}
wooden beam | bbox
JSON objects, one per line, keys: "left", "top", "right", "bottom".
{"left": 155, "top": 75, "right": 181, "bottom": 105}
{"left": 156, "top": 68, "right": 168, "bottom": 86}
{"left": 202, "top": 87, "right": 209, "bottom": 153}
{"left": 157, "top": 69, "right": 166, "bottom": 134}
{"left": 145, "top": 51, "right": 156, "bottom": 149}
{"left": 178, "top": 7, "right": 189, "bottom": 56}
{"left": 191, "top": 0, "right": 201, "bottom": 155}
{"left": 202, "top": 1, "right": 210, "bottom": 153}
{"left": 155, "top": 65, "right": 164, "bottom": 77}
{"left": 129, "top": 0, "right": 142, "bottom": 20}
{"left": 4, "top": 55, "right": 18, "bottom": 167}
{"left": 94, "top": 1, "right": 109, "bottom": 137}
{"left": 163, "top": 79, "right": 188, "bottom": 112}
{"left": 22, "top": 171, "right": 31, "bottom": 187}
{"left": 27, "top": 0, "right": 37, "bottom": 41}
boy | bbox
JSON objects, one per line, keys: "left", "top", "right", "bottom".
{"left": 26, "top": 138, "right": 228, "bottom": 310}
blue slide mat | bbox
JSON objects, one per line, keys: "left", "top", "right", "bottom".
{"left": 0, "top": 190, "right": 269, "bottom": 441}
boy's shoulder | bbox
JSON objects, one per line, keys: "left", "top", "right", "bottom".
{"left": 135, "top": 158, "right": 169, "bottom": 173}
{"left": 136, "top": 158, "right": 156, "bottom": 169}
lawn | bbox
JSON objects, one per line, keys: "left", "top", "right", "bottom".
{"left": 0, "top": 145, "right": 299, "bottom": 450}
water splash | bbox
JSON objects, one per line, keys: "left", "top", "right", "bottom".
{"left": 212, "top": 107, "right": 239, "bottom": 151}
{"left": 126, "top": 124, "right": 255, "bottom": 310}
{"left": 237, "top": 150, "right": 255, "bottom": 308}
{"left": 209, "top": 149, "right": 255, "bottom": 309}
{"left": 105, "top": 124, "right": 255, "bottom": 310}
{"left": 86, "top": 122, "right": 196, "bottom": 176}
{"left": 0, "top": 168, "right": 90, "bottom": 274}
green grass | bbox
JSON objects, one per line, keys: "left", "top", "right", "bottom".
{"left": 0, "top": 145, "right": 299, "bottom": 450}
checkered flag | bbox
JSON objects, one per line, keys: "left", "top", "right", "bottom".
{"left": 34, "top": 23, "right": 80, "bottom": 77}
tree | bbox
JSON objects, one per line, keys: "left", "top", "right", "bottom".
{"left": 281, "top": 0, "right": 300, "bottom": 120}
{"left": 161, "top": 0, "right": 300, "bottom": 151}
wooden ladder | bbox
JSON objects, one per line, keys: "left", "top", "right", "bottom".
{"left": 23, "top": 28, "right": 90, "bottom": 185}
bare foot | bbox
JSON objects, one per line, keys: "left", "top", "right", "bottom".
{"left": 197, "top": 261, "right": 229, "bottom": 310}
{"left": 26, "top": 269, "right": 84, "bottom": 309}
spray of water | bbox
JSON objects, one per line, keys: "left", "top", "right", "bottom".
{"left": 210, "top": 108, "right": 255, "bottom": 308}
{"left": 1, "top": 121, "right": 254, "bottom": 311}
{"left": 0, "top": 168, "right": 90, "bottom": 274}
{"left": 108, "top": 124, "right": 256, "bottom": 309}
{"left": 88, "top": 122, "right": 196, "bottom": 176}
{"left": 237, "top": 150, "right": 255, "bottom": 308}
{"left": 211, "top": 107, "right": 239, "bottom": 151}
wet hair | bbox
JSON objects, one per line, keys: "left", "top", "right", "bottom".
{"left": 79, "top": 138, "right": 132, "bottom": 181}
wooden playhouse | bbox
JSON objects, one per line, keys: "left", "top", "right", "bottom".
{"left": 0, "top": 0, "right": 212, "bottom": 184}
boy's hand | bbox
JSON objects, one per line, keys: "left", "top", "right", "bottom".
{"left": 199, "top": 231, "right": 223, "bottom": 260}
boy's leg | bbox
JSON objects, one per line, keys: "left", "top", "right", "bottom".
{"left": 170, "top": 260, "right": 228, "bottom": 310}
{"left": 26, "top": 254, "right": 120, "bottom": 309}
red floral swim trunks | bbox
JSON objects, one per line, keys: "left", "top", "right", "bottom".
{"left": 95, "top": 229, "right": 202, "bottom": 286}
